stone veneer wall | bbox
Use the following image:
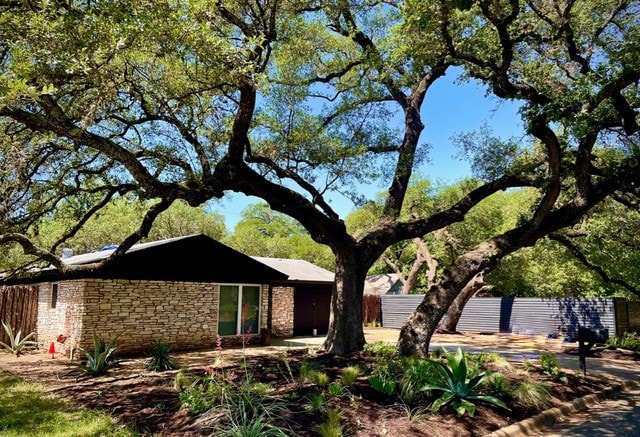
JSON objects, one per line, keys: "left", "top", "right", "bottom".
{"left": 271, "top": 286, "right": 294, "bottom": 337}
{"left": 36, "top": 280, "right": 85, "bottom": 356}
{"left": 79, "top": 279, "right": 220, "bottom": 353}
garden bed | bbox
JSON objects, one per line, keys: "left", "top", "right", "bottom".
{"left": 0, "top": 342, "right": 615, "bottom": 436}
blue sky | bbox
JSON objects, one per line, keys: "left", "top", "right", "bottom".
{"left": 212, "top": 69, "right": 525, "bottom": 231}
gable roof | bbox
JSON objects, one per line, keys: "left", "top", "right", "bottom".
{"left": 364, "top": 273, "right": 403, "bottom": 295}
{"left": 251, "top": 257, "right": 334, "bottom": 284}
{"left": 2, "top": 234, "right": 288, "bottom": 285}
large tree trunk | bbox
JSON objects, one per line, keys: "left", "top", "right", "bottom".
{"left": 398, "top": 243, "right": 498, "bottom": 357}
{"left": 439, "top": 269, "right": 488, "bottom": 333}
{"left": 322, "top": 253, "right": 366, "bottom": 355}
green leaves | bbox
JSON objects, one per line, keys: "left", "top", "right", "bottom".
{"left": 420, "top": 347, "right": 510, "bottom": 417}
{"left": 0, "top": 321, "right": 37, "bottom": 357}
{"left": 74, "top": 332, "right": 119, "bottom": 377}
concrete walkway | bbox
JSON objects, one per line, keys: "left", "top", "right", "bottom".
{"left": 530, "top": 387, "right": 640, "bottom": 436}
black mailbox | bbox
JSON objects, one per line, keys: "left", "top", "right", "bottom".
{"left": 578, "top": 327, "right": 609, "bottom": 375}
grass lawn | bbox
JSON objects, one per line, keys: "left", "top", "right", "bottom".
{"left": 0, "top": 370, "right": 132, "bottom": 437}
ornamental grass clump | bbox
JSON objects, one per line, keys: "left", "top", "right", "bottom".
{"left": 420, "top": 347, "right": 510, "bottom": 417}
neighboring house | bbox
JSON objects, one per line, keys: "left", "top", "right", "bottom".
{"left": 364, "top": 273, "right": 403, "bottom": 295}
{"left": 251, "top": 257, "right": 334, "bottom": 337}
{"left": 1, "top": 234, "right": 328, "bottom": 355}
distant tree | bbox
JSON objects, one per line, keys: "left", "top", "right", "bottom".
{"left": 227, "top": 203, "right": 334, "bottom": 270}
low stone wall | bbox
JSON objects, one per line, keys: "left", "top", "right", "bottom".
{"left": 271, "top": 286, "right": 294, "bottom": 337}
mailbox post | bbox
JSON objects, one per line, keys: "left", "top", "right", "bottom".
{"left": 578, "top": 327, "right": 609, "bottom": 375}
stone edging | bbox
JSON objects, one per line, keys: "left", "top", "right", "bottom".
{"left": 484, "top": 379, "right": 639, "bottom": 437}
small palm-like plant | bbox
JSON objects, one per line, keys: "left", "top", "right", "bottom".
{"left": 145, "top": 340, "right": 179, "bottom": 371}
{"left": 0, "top": 320, "right": 37, "bottom": 356}
{"left": 75, "top": 332, "right": 119, "bottom": 377}
{"left": 421, "top": 348, "right": 510, "bottom": 417}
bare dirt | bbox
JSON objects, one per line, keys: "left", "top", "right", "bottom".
{"left": 0, "top": 332, "right": 625, "bottom": 436}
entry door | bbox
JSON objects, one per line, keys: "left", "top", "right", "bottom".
{"left": 293, "top": 285, "right": 331, "bottom": 336}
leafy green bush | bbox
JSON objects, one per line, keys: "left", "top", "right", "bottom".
{"left": 512, "top": 379, "right": 552, "bottom": 409}
{"left": 399, "top": 358, "right": 442, "bottom": 403}
{"left": 538, "top": 352, "right": 563, "bottom": 379}
{"left": 420, "top": 348, "right": 510, "bottom": 417}
{"left": 145, "top": 340, "right": 179, "bottom": 371}
{"left": 482, "top": 372, "right": 511, "bottom": 395}
{"left": 607, "top": 332, "right": 640, "bottom": 352}
{"left": 363, "top": 341, "right": 397, "bottom": 359}
{"left": 74, "top": 332, "right": 119, "bottom": 377}
{"left": 0, "top": 321, "right": 37, "bottom": 356}
{"left": 368, "top": 374, "right": 395, "bottom": 395}
{"left": 340, "top": 366, "right": 360, "bottom": 386}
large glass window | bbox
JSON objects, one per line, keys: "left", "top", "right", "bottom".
{"left": 218, "top": 285, "right": 261, "bottom": 336}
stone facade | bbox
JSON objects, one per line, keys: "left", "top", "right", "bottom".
{"left": 36, "top": 279, "right": 277, "bottom": 355}
{"left": 271, "top": 286, "right": 294, "bottom": 337}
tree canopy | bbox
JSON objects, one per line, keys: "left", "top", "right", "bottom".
{"left": 1, "top": 0, "right": 638, "bottom": 356}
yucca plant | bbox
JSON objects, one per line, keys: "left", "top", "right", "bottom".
{"left": 420, "top": 347, "right": 510, "bottom": 417}
{"left": 75, "top": 332, "right": 119, "bottom": 377}
{"left": 0, "top": 320, "right": 37, "bottom": 356}
{"left": 145, "top": 340, "right": 179, "bottom": 371}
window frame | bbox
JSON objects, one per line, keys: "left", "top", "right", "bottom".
{"left": 217, "top": 283, "right": 262, "bottom": 337}
{"left": 50, "top": 283, "right": 59, "bottom": 309}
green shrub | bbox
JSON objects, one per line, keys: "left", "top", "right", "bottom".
{"left": 420, "top": 348, "right": 510, "bottom": 417}
{"left": 482, "top": 373, "right": 511, "bottom": 394}
{"left": 310, "top": 370, "right": 330, "bottom": 387}
{"left": 340, "top": 366, "right": 361, "bottom": 386}
{"left": 74, "top": 332, "right": 119, "bottom": 377}
{"left": 538, "top": 352, "right": 563, "bottom": 379}
{"left": 399, "top": 358, "right": 442, "bottom": 403}
{"left": 315, "top": 409, "right": 344, "bottom": 437}
{"left": 180, "top": 372, "right": 291, "bottom": 435}
{"left": 145, "top": 340, "right": 179, "bottom": 371}
{"left": 363, "top": 341, "right": 397, "bottom": 359}
{"left": 0, "top": 321, "right": 37, "bottom": 357}
{"left": 607, "top": 332, "right": 640, "bottom": 352}
{"left": 368, "top": 374, "right": 395, "bottom": 395}
{"left": 327, "top": 382, "right": 345, "bottom": 397}
{"left": 512, "top": 379, "right": 552, "bottom": 409}
{"left": 300, "top": 357, "right": 322, "bottom": 381}
{"left": 307, "top": 392, "right": 326, "bottom": 413}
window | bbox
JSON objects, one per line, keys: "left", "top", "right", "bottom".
{"left": 50, "top": 283, "right": 58, "bottom": 309}
{"left": 218, "top": 285, "right": 261, "bottom": 336}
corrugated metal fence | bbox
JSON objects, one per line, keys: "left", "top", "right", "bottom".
{"left": 0, "top": 285, "right": 39, "bottom": 345}
{"left": 380, "top": 296, "right": 635, "bottom": 338}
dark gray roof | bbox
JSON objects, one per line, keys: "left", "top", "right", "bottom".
{"left": 251, "top": 257, "right": 334, "bottom": 283}
{"left": 364, "top": 273, "right": 402, "bottom": 295}
{"left": 61, "top": 235, "right": 195, "bottom": 266}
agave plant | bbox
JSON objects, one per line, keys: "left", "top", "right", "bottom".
{"left": 145, "top": 340, "right": 179, "bottom": 371}
{"left": 75, "top": 332, "right": 119, "bottom": 377}
{"left": 0, "top": 320, "right": 37, "bottom": 356}
{"left": 421, "top": 347, "right": 510, "bottom": 417}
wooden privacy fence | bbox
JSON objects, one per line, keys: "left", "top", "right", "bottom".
{"left": 362, "top": 294, "right": 381, "bottom": 325}
{"left": 0, "top": 285, "right": 39, "bottom": 345}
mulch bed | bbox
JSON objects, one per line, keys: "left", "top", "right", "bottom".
{"left": 0, "top": 344, "right": 624, "bottom": 436}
